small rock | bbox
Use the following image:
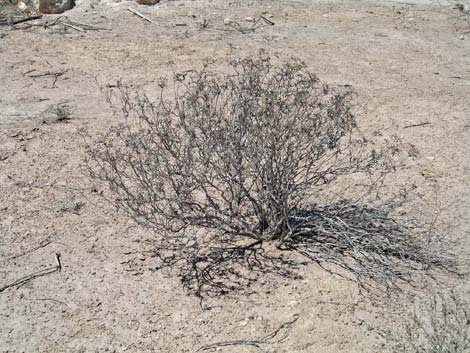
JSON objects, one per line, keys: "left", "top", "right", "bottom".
{"left": 244, "top": 16, "right": 254, "bottom": 22}
{"left": 239, "top": 320, "right": 248, "bottom": 327}
{"left": 135, "top": 0, "right": 160, "bottom": 5}
{"left": 224, "top": 18, "right": 236, "bottom": 25}
{"left": 38, "top": 0, "right": 74, "bottom": 14}
{"left": 375, "top": 340, "right": 386, "bottom": 348}
{"left": 17, "top": 1, "right": 29, "bottom": 11}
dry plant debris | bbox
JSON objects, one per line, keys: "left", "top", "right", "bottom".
{"left": 85, "top": 55, "right": 456, "bottom": 298}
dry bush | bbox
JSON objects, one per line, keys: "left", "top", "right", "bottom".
{"left": 85, "top": 56, "right": 454, "bottom": 296}
{"left": 49, "top": 103, "right": 73, "bottom": 123}
{"left": 392, "top": 291, "right": 470, "bottom": 353}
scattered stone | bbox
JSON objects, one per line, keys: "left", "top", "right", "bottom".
{"left": 38, "top": 0, "right": 74, "bottom": 14}
{"left": 135, "top": 0, "right": 160, "bottom": 5}
{"left": 375, "top": 340, "right": 386, "bottom": 348}
{"left": 16, "top": 0, "right": 74, "bottom": 14}
{"left": 223, "top": 17, "right": 236, "bottom": 25}
{"left": 238, "top": 320, "right": 248, "bottom": 327}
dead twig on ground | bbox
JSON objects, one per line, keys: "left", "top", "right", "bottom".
{"left": 197, "top": 315, "right": 299, "bottom": 352}
{"left": 62, "top": 21, "right": 85, "bottom": 32}
{"left": 29, "top": 70, "right": 68, "bottom": 78}
{"left": 259, "top": 15, "right": 274, "bottom": 25}
{"left": 128, "top": 7, "right": 158, "bottom": 25}
{"left": 7, "top": 239, "right": 52, "bottom": 261}
{"left": 63, "top": 19, "right": 111, "bottom": 31}
{"left": 29, "top": 69, "right": 68, "bottom": 87}
{"left": 227, "top": 21, "right": 255, "bottom": 34}
{"left": 55, "top": 253, "right": 62, "bottom": 272}
{"left": 10, "top": 16, "right": 112, "bottom": 32}
{"left": 0, "top": 14, "right": 42, "bottom": 26}
{"left": 0, "top": 253, "right": 62, "bottom": 293}
{"left": 403, "top": 122, "right": 431, "bottom": 129}
{"left": 33, "top": 297, "right": 68, "bottom": 306}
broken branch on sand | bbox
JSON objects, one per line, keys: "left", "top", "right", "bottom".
{"left": 197, "top": 315, "right": 299, "bottom": 352}
{"left": 0, "top": 253, "right": 62, "bottom": 293}
{"left": 29, "top": 70, "right": 68, "bottom": 78}
{"left": 128, "top": 7, "right": 158, "bottom": 25}
{"left": 0, "top": 14, "right": 42, "bottom": 26}
{"left": 403, "top": 122, "right": 431, "bottom": 129}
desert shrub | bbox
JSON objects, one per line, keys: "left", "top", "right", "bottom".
{"left": 85, "top": 56, "right": 452, "bottom": 296}
{"left": 49, "top": 103, "right": 73, "bottom": 122}
{"left": 392, "top": 291, "right": 470, "bottom": 353}
{"left": 87, "top": 57, "right": 372, "bottom": 239}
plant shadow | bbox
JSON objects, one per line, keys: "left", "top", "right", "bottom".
{"left": 150, "top": 200, "right": 457, "bottom": 299}
{"left": 152, "top": 236, "right": 304, "bottom": 298}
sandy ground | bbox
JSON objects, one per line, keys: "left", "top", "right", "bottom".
{"left": 1, "top": 0, "right": 469, "bottom": 352}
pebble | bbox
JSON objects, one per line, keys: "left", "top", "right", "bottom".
{"left": 224, "top": 18, "right": 236, "bottom": 25}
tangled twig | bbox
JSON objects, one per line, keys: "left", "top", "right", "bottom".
{"left": 284, "top": 201, "right": 454, "bottom": 293}
{"left": 197, "top": 315, "right": 299, "bottom": 352}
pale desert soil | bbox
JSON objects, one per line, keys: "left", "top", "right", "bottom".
{"left": 0, "top": 0, "right": 469, "bottom": 352}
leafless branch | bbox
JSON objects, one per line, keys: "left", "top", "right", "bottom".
{"left": 0, "top": 254, "right": 62, "bottom": 293}
{"left": 197, "top": 315, "right": 299, "bottom": 352}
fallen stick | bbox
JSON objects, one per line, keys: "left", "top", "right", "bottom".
{"left": 197, "top": 340, "right": 262, "bottom": 352}
{"left": 36, "top": 16, "right": 111, "bottom": 32}
{"left": 227, "top": 22, "right": 256, "bottom": 34}
{"left": 62, "top": 21, "right": 85, "bottom": 32}
{"left": 0, "top": 253, "right": 62, "bottom": 293}
{"left": 127, "top": 7, "right": 158, "bottom": 25}
{"left": 403, "top": 122, "right": 431, "bottom": 129}
{"left": 5, "top": 14, "right": 42, "bottom": 26}
{"left": 67, "top": 21, "right": 111, "bottom": 31}
{"left": 55, "top": 253, "right": 62, "bottom": 272}
{"left": 29, "top": 70, "right": 67, "bottom": 78}
{"left": 259, "top": 15, "right": 275, "bottom": 25}
{"left": 34, "top": 297, "right": 68, "bottom": 306}
{"left": 197, "top": 316, "right": 298, "bottom": 352}
{"left": 29, "top": 70, "right": 68, "bottom": 87}
{"left": 8, "top": 239, "right": 52, "bottom": 260}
